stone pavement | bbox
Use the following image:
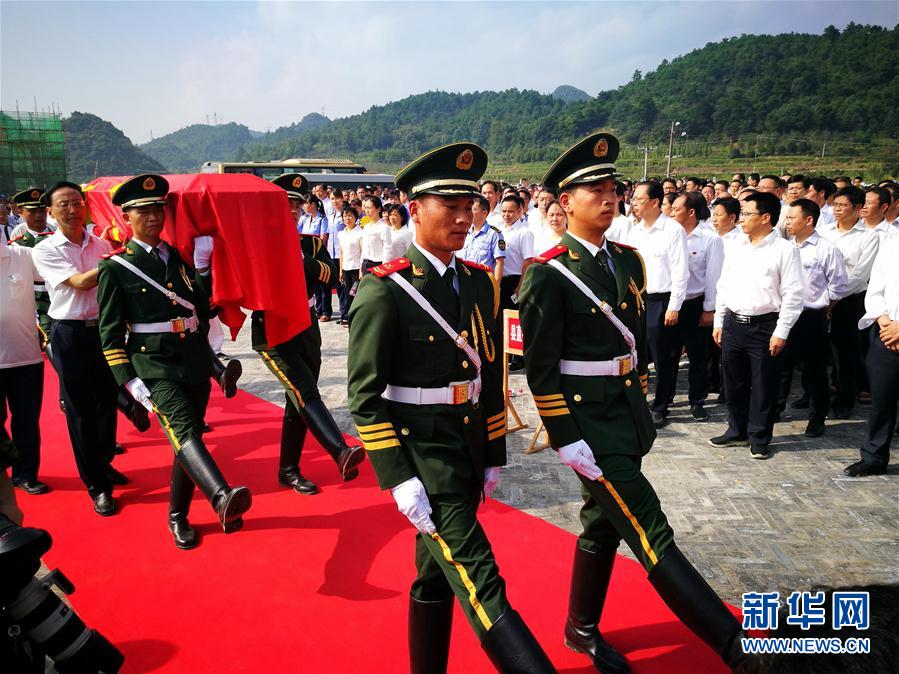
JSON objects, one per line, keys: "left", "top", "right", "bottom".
{"left": 222, "top": 315, "right": 898, "bottom": 605}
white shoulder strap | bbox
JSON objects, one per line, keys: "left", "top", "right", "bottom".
{"left": 546, "top": 258, "right": 638, "bottom": 366}
{"left": 387, "top": 271, "right": 482, "bottom": 374}
{"left": 110, "top": 255, "right": 195, "bottom": 312}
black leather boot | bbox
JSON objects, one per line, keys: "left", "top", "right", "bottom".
{"left": 648, "top": 545, "right": 748, "bottom": 668}
{"left": 481, "top": 610, "right": 556, "bottom": 673}
{"left": 168, "top": 460, "right": 198, "bottom": 549}
{"left": 300, "top": 398, "right": 365, "bottom": 481}
{"left": 177, "top": 438, "right": 251, "bottom": 533}
{"left": 117, "top": 386, "right": 150, "bottom": 432}
{"left": 210, "top": 351, "right": 242, "bottom": 399}
{"left": 277, "top": 412, "right": 318, "bottom": 494}
{"left": 409, "top": 595, "right": 454, "bottom": 674}
{"left": 564, "top": 545, "right": 630, "bottom": 673}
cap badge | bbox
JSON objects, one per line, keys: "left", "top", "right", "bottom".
{"left": 143, "top": 177, "right": 156, "bottom": 191}
{"left": 593, "top": 139, "right": 609, "bottom": 158}
{"left": 30, "top": 190, "right": 40, "bottom": 199}
{"left": 292, "top": 176, "right": 303, "bottom": 188}
{"left": 456, "top": 149, "right": 474, "bottom": 171}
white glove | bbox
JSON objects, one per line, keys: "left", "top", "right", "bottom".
{"left": 558, "top": 440, "right": 603, "bottom": 481}
{"left": 484, "top": 467, "right": 501, "bottom": 498}
{"left": 193, "top": 235, "right": 214, "bottom": 270}
{"left": 390, "top": 477, "right": 436, "bottom": 535}
{"left": 125, "top": 377, "right": 154, "bottom": 412}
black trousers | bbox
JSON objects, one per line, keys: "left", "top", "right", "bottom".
{"left": 860, "top": 330, "right": 899, "bottom": 467}
{"left": 0, "top": 362, "right": 44, "bottom": 483}
{"left": 664, "top": 295, "right": 710, "bottom": 406}
{"left": 314, "top": 281, "right": 333, "bottom": 318}
{"left": 721, "top": 313, "right": 782, "bottom": 447}
{"left": 340, "top": 269, "right": 360, "bottom": 321}
{"left": 646, "top": 293, "right": 677, "bottom": 413}
{"left": 50, "top": 321, "right": 117, "bottom": 496}
{"left": 778, "top": 308, "right": 829, "bottom": 423}
{"left": 830, "top": 292, "right": 866, "bottom": 413}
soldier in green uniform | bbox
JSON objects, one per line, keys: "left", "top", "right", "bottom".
{"left": 519, "top": 133, "right": 750, "bottom": 673}
{"left": 8, "top": 188, "right": 55, "bottom": 343}
{"left": 97, "top": 174, "right": 252, "bottom": 549}
{"left": 254, "top": 173, "right": 365, "bottom": 495}
{"left": 347, "top": 144, "right": 555, "bottom": 673}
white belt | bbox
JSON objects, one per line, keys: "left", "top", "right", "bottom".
{"left": 130, "top": 315, "right": 199, "bottom": 334}
{"left": 384, "top": 377, "right": 481, "bottom": 406}
{"left": 34, "top": 283, "right": 47, "bottom": 292}
{"left": 560, "top": 355, "right": 634, "bottom": 377}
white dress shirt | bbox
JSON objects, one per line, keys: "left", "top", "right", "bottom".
{"left": 618, "top": 213, "right": 689, "bottom": 312}
{"left": 683, "top": 225, "right": 725, "bottom": 311}
{"left": 500, "top": 219, "right": 535, "bottom": 276}
{"left": 361, "top": 218, "right": 390, "bottom": 262}
{"left": 817, "top": 219, "right": 880, "bottom": 296}
{"left": 714, "top": 229, "right": 805, "bottom": 340}
{"left": 859, "top": 237, "right": 899, "bottom": 328}
{"left": 791, "top": 231, "right": 848, "bottom": 309}
{"left": 413, "top": 242, "right": 458, "bottom": 293}
{"left": 567, "top": 232, "right": 616, "bottom": 275}
{"left": 718, "top": 226, "right": 743, "bottom": 256}
{"left": 337, "top": 227, "right": 363, "bottom": 271}
{"left": 866, "top": 219, "right": 899, "bottom": 244}
{"left": 130, "top": 237, "right": 171, "bottom": 264}
{"left": 32, "top": 229, "right": 112, "bottom": 321}
{"left": 819, "top": 203, "right": 835, "bottom": 227}
{"left": 0, "top": 244, "right": 43, "bottom": 368}
{"left": 384, "top": 226, "right": 415, "bottom": 262}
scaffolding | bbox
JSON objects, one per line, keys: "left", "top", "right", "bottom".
{"left": 0, "top": 110, "right": 66, "bottom": 196}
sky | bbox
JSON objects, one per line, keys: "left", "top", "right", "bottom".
{"left": 2, "top": 1, "right": 896, "bottom": 145}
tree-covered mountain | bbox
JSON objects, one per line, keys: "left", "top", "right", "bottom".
{"left": 552, "top": 85, "right": 591, "bottom": 103}
{"left": 141, "top": 113, "right": 331, "bottom": 170}
{"left": 63, "top": 112, "right": 166, "bottom": 183}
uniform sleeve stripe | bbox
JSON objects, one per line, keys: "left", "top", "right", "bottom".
{"left": 363, "top": 438, "right": 402, "bottom": 451}
{"left": 487, "top": 412, "right": 505, "bottom": 423}
{"left": 103, "top": 349, "right": 127, "bottom": 355}
{"left": 358, "top": 430, "right": 398, "bottom": 441}
{"left": 487, "top": 429, "right": 505, "bottom": 441}
{"left": 487, "top": 422, "right": 506, "bottom": 432}
{"left": 532, "top": 393, "right": 565, "bottom": 402}
{"left": 357, "top": 422, "right": 394, "bottom": 433}
{"left": 535, "top": 400, "right": 568, "bottom": 410}
{"left": 105, "top": 358, "right": 130, "bottom": 366}
{"left": 538, "top": 408, "right": 570, "bottom": 417}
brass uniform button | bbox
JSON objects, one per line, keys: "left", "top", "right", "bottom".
{"left": 463, "top": 416, "right": 470, "bottom": 425}
{"left": 620, "top": 302, "right": 627, "bottom": 310}
{"left": 573, "top": 394, "right": 582, "bottom": 402}
{"left": 428, "top": 335, "right": 435, "bottom": 342}
{"left": 140, "top": 346, "right": 147, "bottom": 352}
{"left": 141, "top": 287, "right": 147, "bottom": 293}
{"left": 179, "top": 333, "right": 186, "bottom": 340}
{"left": 462, "top": 360, "right": 469, "bottom": 369}
{"left": 401, "top": 427, "right": 410, "bottom": 436}
{"left": 625, "top": 379, "right": 632, "bottom": 387}
{"left": 460, "top": 330, "right": 469, "bottom": 339}
{"left": 167, "top": 282, "right": 173, "bottom": 289}
{"left": 171, "top": 300, "right": 178, "bottom": 305}
{"left": 590, "top": 307, "right": 597, "bottom": 314}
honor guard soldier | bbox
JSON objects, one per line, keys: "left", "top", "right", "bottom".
{"left": 97, "top": 175, "right": 251, "bottom": 548}
{"left": 8, "top": 188, "right": 55, "bottom": 345}
{"left": 257, "top": 173, "right": 365, "bottom": 495}
{"left": 519, "top": 133, "right": 752, "bottom": 673}
{"left": 347, "top": 144, "right": 555, "bottom": 673}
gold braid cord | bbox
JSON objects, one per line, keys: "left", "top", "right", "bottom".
{"left": 486, "top": 271, "right": 500, "bottom": 319}
{"left": 472, "top": 303, "right": 496, "bottom": 363}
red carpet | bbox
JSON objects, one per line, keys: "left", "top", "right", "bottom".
{"left": 22, "top": 366, "right": 734, "bottom": 673}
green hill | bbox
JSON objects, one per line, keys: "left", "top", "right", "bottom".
{"left": 63, "top": 112, "right": 166, "bottom": 183}
{"left": 552, "top": 85, "right": 591, "bottom": 103}
{"left": 141, "top": 122, "right": 255, "bottom": 172}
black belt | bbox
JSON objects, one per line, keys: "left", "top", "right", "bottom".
{"left": 646, "top": 292, "right": 671, "bottom": 300}
{"left": 802, "top": 306, "right": 828, "bottom": 314}
{"left": 54, "top": 318, "right": 99, "bottom": 328}
{"left": 727, "top": 311, "right": 777, "bottom": 324}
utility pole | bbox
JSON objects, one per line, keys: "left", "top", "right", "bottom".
{"left": 821, "top": 142, "right": 826, "bottom": 159}
{"left": 638, "top": 145, "right": 656, "bottom": 180}
{"left": 665, "top": 121, "right": 680, "bottom": 177}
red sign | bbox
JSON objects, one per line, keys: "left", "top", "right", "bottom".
{"left": 504, "top": 310, "right": 524, "bottom": 355}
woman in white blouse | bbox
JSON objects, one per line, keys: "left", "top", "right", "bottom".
{"left": 534, "top": 200, "right": 568, "bottom": 251}
{"left": 360, "top": 196, "right": 389, "bottom": 274}
{"left": 383, "top": 203, "right": 414, "bottom": 262}
{"left": 337, "top": 206, "right": 363, "bottom": 325}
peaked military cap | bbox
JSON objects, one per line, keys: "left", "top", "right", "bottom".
{"left": 271, "top": 173, "right": 309, "bottom": 201}
{"left": 395, "top": 142, "right": 488, "bottom": 200}
{"left": 543, "top": 132, "right": 622, "bottom": 192}
{"left": 112, "top": 174, "right": 169, "bottom": 209}
{"left": 13, "top": 187, "right": 46, "bottom": 208}
{"left": 41, "top": 181, "right": 83, "bottom": 207}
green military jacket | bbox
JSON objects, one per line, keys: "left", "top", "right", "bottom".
{"left": 347, "top": 244, "right": 506, "bottom": 496}
{"left": 518, "top": 232, "right": 655, "bottom": 455}
{"left": 97, "top": 239, "right": 213, "bottom": 386}
{"left": 251, "top": 234, "right": 337, "bottom": 351}
{"left": 9, "top": 228, "right": 53, "bottom": 333}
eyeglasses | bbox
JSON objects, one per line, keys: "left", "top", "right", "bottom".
{"left": 740, "top": 211, "right": 762, "bottom": 217}
{"left": 52, "top": 199, "right": 85, "bottom": 210}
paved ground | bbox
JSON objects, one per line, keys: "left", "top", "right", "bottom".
{"left": 223, "top": 315, "right": 898, "bottom": 605}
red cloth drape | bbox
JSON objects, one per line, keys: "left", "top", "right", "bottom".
{"left": 83, "top": 174, "right": 310, "bottom": 344}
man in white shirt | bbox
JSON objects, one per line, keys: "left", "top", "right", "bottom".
{"left": 817, "top": 185, "right": 880, "bottom": 418}
{"left": 481, "top": 180, "right": 504, "bottom": 227}
{"left": 805, "top": 177, "right": 837, "bottom": 228}
{"left": 31, "top": 182, "right": 120, "bottom": 515}
{"left": 878, "top": 181, "right": 899, "bottom": 227}
{"left": 711, "top": 192, "right": 804, "bottom": 459}
{"left": 499, "top": 195, "right": 534, "bottom": 370}
{"left": 845, "top": 236, "right": 899, "bottom": 476}
{"left": 669, "top": 191, "right": 724, "bottom": 421}
{"left": 861, "top": 186, "right": 897, "bottom": 242}
{"left": 778, "top": 200, "right": 848, "bottom": 438}
{"left": 619, "top": 180, "right": 689, "bottom": 427}
{"left": 0, "top": 241, "right": 48, "bottom": 495}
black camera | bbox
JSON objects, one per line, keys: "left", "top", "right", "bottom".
{"left": 0, "top": 514, "right": 124, "bottom": 673}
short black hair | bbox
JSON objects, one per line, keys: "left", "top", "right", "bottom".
{"left": 715, "top": 180, "right": 729, "bottom": 189}
{"left": 42, "top": 180, "right": 83, "bottom": 206}
{"left": 834, "top": 185, "right": 865, "bottom": 207}
{"left": 385, "top": 203, "right": 409, "bottom": 226}
{"left": 636, "top": 180, "right": 664, "bottom": 208}
{"left": 501, "top": 194, "right": 523, "bottom": 209}
{"left": 661, "top": 177, "right": 677, "bottom": 188}
{"left": 679, "top": 190, "right": 710, "bottom": 221}
{"left": 473, "top": 195, "right": 490, "bottom": 211}
{"left": 364, "top": 195, "right": 383, "bottom": 213}
{"left": 744, "top": 191, "right": 781, "bottom": 224}
{"left": 787, "top": 174, "right": 810, "bottom": 189}
{"left": 759, "top": 174, "right": 784, "bottom": 189}
{"left": 342, "top": 205, "right": 359, "bottom": 221}
{"left": 748, "top": 172, "right": 760, "bottom": 181}
{"left": 865, "top": 186, "right": 891, "bottom": 208}
{"left": 789, "top": 198, "right": 820, "bottom": 227}
{"left": 809, "top": 177, "right": 836, "bottom": 199}
{"left": 714, "top": 197, "right": 741, "bottom": 220}
{"left": 481, "top": 180, "right": 501, "bottom": 193}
